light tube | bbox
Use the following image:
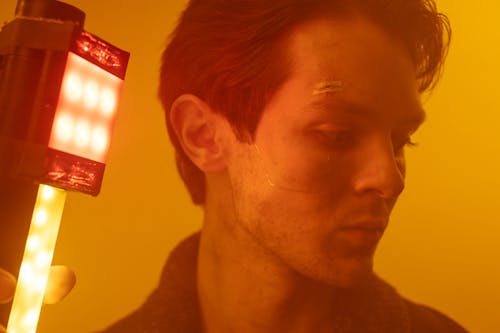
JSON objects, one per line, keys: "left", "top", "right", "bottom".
{"left": 7, "top": 185, "right": 67, "bottom": 333}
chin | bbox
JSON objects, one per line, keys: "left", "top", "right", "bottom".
{"left": 310, "top": 255, "right": 376, "bottom": 289}
{"left": 331, "top": 270, "right": 375, "bottom": 289}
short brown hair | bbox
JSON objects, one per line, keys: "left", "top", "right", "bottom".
{"left": 159, "top": 0, "right": 451, "bottom": 205}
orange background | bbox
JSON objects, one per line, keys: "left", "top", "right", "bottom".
{"left": 0, "top": 1, "right": 498, "bottom": 332}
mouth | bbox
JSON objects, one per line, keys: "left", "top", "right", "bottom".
{"left": 337, "top": 221, "right": 386, "bottom": 248}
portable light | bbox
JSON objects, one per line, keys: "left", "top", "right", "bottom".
{"left": 7, "top": 185, "right": 66, "bottom": 333}
{"left": 0, "top": 1, "right": 130, "bottom": 332}
{"left": 36, "top": 30, "right": 129, "bottom": 196}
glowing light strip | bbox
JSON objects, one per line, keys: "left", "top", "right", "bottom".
{"left": 7, "top": 185, "right": 67, "bottom": 333}
{"left": 48, "top": 52, "right": 123, "bottom": 164}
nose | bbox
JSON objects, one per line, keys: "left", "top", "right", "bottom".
{"left": 353, "top": 138, "right": 405, "bottom": 199}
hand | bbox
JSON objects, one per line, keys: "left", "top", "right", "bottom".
{"left": 0, "top": 266, "right": 76, "bottom": 332}
{"left": 0, "top": 269, "right": 16, "bottom": 305}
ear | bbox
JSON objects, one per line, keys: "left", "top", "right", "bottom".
{"left": 170, "top": 94, "right": 227, "bottom": 172}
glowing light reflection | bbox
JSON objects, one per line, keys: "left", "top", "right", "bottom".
{"left": 54, "top": 113, "right": 74, "bottom": 143}
{"left": 26, "top": 237, "right": 40, "bottom": 252}
{"left": 91, "top": 126, "right": 108, "bottom": 153}
{"left": 74, "top": 120, "right": 91, "bottom": 147}
{"left": 63, "top": 72, "right": 82, "bottom": 102}
{"left": 99, "top": 88, "right": 116, "bottom": 116}
{"left": 34, "top": 210, "right": 47, "bottom": 226}
{"left": 83, "top": 81, "right": 99, "bottom": 109}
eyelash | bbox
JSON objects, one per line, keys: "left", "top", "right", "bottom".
{"left": 393, "top": 135, "right": 418, "bottom": 151}
{"left": 312, "top": 130, "right": 356, "bottom": 148}
{"left": 406, "top": 139, "right": 418, "bottom": 147}
{"left": 312, "top": 130, "right": 418, "bottom": 151}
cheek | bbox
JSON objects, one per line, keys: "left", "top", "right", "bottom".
{"left": 242, "top": 186, "right": 349, "bottom": 250}
{"left": 227, "top": 143, "right": 356, "bottom": 241}
{"left": 258, "top": 145, "right": 356, "bottom": 195}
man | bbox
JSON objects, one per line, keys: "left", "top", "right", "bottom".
{"left": 99, "top": 1, "right": 467, "bottom": 332}
{"left": 1, "top": 0, "right": 468, "bottom": 332}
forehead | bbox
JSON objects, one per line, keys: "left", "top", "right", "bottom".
{"left": 278, "top": 14, "right": 422, "bottom": 122}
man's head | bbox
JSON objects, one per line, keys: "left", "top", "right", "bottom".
{"left": 159, "top": 0, "right": 450, "bottom": 205}
{"left": 159, "top": 0, "right": 450, "bottom": 286}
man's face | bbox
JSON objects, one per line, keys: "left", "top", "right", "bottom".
{"left": 225, "top": 15, "right": 425, "bottom": 287}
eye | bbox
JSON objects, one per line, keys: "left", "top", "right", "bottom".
{"left": 392, "top": 133, "right": 418, "bottom": 152}
{"left": 311, "top": 129, "right": 356, "bottom": 149}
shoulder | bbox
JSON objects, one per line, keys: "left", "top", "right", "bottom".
{"left": 95, "top": 232, "right": 202, "bottom": 333}
{"left": 404, "top": 299, "right": 469, "bottom": 333}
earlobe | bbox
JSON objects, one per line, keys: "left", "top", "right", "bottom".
{"left": 170, "top": 94, "right": 227, "bottom": 172}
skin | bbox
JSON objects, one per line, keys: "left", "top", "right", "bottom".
{"left": 0, "top": 269, "right": 17, "bottom": 333}
{"left": 0, "top": 269, "right": 16, "bottom": 305}
{"left": 171, "top": 14, "right": 425, "bottom": 333}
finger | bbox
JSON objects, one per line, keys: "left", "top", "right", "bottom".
{"left": 0, "top": 268, "right": 16, "bottom": 304}
{"left": 43, "top": 265, "right": 76, "bottom": 304}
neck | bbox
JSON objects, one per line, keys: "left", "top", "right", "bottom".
{"left": 197, "top": 197, "right": 341, "bottom": 333}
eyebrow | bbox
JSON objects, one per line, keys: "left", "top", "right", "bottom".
{"left": 303, "top": 96, "right": 427, "bottom": 129}
{"left": 312, "top": 80, "right": 343, "bottom": 95}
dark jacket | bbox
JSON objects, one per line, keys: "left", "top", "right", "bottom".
{"left": 99, "top": 233, "right": 468, "bottom": 333}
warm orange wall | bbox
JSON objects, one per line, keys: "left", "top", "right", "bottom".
{"left": 376, "top": 2, "right": 500, "bottom": 332}
{"left": 0, "top": 1, "right": 497, "bottom": 332}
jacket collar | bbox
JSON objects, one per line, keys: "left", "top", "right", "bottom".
{"left": 139, "top": 232, "right": 410, "bottom": 333}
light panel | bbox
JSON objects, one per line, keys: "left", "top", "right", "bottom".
{"left": 7, "top": 185, "right": 67, "bottom": 333}
{"left": 49, "top": 52, "right": 123, "bottom": 163}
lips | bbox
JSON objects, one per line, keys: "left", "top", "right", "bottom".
{"left": 337, "top": 220, "right": 387, "bottom": 248}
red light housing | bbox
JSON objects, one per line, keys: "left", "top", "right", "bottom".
{"left": 0, "top": 24, "right": 129, "bottom": 196}
{"left": 38, "top": 31, "right": 129, "bottom": 195}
